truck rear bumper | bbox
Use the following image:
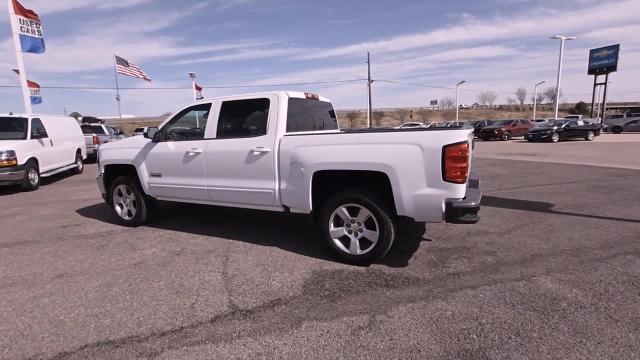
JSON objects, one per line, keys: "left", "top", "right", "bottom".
{"left": 444, "top": 177, "right": 481, "bottom": 224}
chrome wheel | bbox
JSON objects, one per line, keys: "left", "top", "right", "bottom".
{"left": 28, "top": 168, "right": 39, "bottom": 186}
{"left": 113, "top": 184, "right": 137, "bottom": 221}
{"left": 76, "top": 156, "right": 83, "bottom": 171}
{"left": 328, "top": 203, "right": 379, "bottom": 255}
{"left": 586, "top": 131, "right": 595, "bottom": 141}
{"left": 551, "top": 133, "right": 560, "bottom": 143}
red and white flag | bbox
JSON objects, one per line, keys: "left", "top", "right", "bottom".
{"left": 194, "top": 83, "right": 203, "bottom": 100}
{"left": 115, "top": 55, "right": 151, "bottom": 82}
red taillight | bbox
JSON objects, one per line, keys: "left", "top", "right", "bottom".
{"left": 92, "top": 134, "right": 100, "bottom": 145}
{"left": 305, "top": 92, "right": 320, "bottom": 100}
{"left": 442, "top": 142, "right": 469, "bottom": 184}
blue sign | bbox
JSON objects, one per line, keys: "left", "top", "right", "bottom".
{"left": 588, "top": 44, "right": 619, "bottom": 75}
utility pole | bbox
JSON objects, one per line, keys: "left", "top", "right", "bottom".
{"left": 533, "top": 80, "right": 546, "bottom": 120}
{"left": 367, "top": 52, "right": 373, "bottom": 128}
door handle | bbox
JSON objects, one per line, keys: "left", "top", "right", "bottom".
{"left": 186, "top": 148, "right": 203, "bottom": 154}
{"left": 250, "top": 146, "right": 271, "bottom": 154}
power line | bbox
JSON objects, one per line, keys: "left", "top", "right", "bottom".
{"left": 0, "top": 78, "right": 367, "bottom": 91}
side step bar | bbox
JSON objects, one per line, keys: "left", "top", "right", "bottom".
{"left": 41, "top": 163, "right": 78, "bottom": 178}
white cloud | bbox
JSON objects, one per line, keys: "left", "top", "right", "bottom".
{"left": 296, "top": 0, "right": 640, "bottom": 60}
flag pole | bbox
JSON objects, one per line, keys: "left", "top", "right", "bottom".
{"left": 113, "top": 55, "right": 122, "bottom": 119}
{"left": 8, "top": 0, "right": 32, "bottom": 115}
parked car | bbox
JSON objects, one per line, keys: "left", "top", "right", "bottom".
{"left": 97, "top": 91, "right": 482, "bottom": 264}
{"left": 603, "top": 118, "right": 640, "bottom": 134}
{"left": 463, "top": 120, "right": 493, "bottom": 138}
{"left": 396, "top": 122, "right": 427, "bottom": 129}
{"left": 479, "top": 119, "right": 532, "bottom": 141}
{"left": 80, "top": 123, "right": 125, "bottom": 160}
{"left": 0, "top": 115, "right": 86, "bottom": 191}
{"left": 132, "top": 127, "right": 150, "bottom": 136}
{"left": 525, "top": 119, "right": 601, "bottom": 142}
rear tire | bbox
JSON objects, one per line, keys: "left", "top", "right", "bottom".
{"left": 612, "top": 126, "right": 623, "bottom": 134}
{"left": 318, "top": 190, "right": 396, "bottom": 266}
{"left": 551, "top": 132, "right": 560, "bottom": 143}
{"left": 108, "top": 175, "right": 151, "bottom": 226}
{"left": 72, "top": 151, "right": 84, "bottom": 174}
{"left": 21, "top": 160, "right": 40, "bottom": 191}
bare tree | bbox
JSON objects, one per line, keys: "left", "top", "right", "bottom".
{"left": 515, "top": 87, "right": 527, "bottom": 107}
{"left": 531, "top": 93, "right": 544, "bottom": 105}
{"left": 440, "top": 97, "right": 455, "bottom": 108}
{"left": 478, "top": 91, "right": 498, "bottom": 106}
{"left": 543, "top": 87, "right": 563, "bottom": 105}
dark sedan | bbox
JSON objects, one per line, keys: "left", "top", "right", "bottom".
{"left": 525, "top": 120, "right": 601, "bottom": 143}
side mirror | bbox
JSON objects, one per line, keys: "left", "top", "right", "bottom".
{"left": 144, "top": 127, "right": 159, "bottom": 142}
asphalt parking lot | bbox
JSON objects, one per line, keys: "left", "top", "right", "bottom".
{"left": 1, "top": 134, "right": 639, "bottom": 359}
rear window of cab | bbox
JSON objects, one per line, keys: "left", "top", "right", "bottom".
{"left": 287, "top": 98, "right": 338, "bottom": 133}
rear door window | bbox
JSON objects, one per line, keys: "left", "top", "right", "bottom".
{"left": 216, "top": 98, "right": 270, "bottom": 138}
{"left": 287, "top": 98, "right": 338, "bottom": 132}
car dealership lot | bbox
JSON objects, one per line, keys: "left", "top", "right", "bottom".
{"left": 1, "top": 135, "right": 639, "bottom": 359}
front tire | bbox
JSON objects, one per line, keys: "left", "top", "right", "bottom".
{"left": 585, "top": 131, "right": 595, "bottom": 141}
{"left": 319, "top": 190, "right": 396, "bottom": 265}
{"left": 551, "top": 132, "right": 560, "bottom": 143}
{"left": 108, "top": 175, "right": 151, "bottom": 226}
{"left": 21, "top": 160, "right": 40, "bottom": 191}
{"left": 501, "top": 131, "right": 512, "bottom": 141}
{"left": 611, "top": 126, "right": 623, "bottom": 134}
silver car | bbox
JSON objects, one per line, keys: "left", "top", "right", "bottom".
{"left": 604, "top": 118, "right": 640, "bottom": 134}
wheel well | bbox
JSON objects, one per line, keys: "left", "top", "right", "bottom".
{"left": 25, "top": 157, "right": 38, "bottom": 169}
{"left": 103, "top": 164, "right": 139, "bottom": 194}
{"left": 311, "top": 170, "right": 396, "bottom": 214}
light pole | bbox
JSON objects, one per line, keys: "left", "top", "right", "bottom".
{"left": 550, "top": 35, "right": 575, "bottom": 119}
{"left": 533, "top": 80, "right": 546, "bottom": 120}
{"left": 455, "top": 80, "right": 466, "bottom": 124}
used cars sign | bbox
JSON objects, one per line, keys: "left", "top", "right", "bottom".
{"left": 588, "top": 44, "right": 620, "bottom": 75}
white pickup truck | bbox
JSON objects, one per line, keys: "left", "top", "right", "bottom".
{"left": 97, "top": 92, "right": 481, "bottom": 264}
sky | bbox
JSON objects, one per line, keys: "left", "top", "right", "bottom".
{"left": 0, "top": 0, "right": 639, "bottom": 116}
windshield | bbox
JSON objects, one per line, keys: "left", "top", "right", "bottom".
{"left": 491, "top": 120, "right": 513, "bottom": 126}
{"left": 0, "top": 117, "right": 28, "bottom": 140}
{"left": 81, "top": 125, "right": 107, "bottom": 135}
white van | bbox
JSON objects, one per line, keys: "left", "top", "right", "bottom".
{"left": 0, "top": 114, "right": 86, "bottom": 191}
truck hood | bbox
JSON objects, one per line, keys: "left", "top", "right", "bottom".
{"left": 100, "top": 135, "right": 150, "bottom": 151}
{"left": 0, "top": 140, "right": 25, "bottom": 151}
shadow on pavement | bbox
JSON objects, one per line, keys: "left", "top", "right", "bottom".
{"left": 0, "top": 170, "right": 77, "bottom": 196}
{"left": 76, "top": 202, "right": 426, "bottom": 267}
{"left": 482, "top": 196, "right": 640, "bottom": 224}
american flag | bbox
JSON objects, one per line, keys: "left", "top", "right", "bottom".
{"left": 115, "top": 55, "right": 151, "bottom": 82}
